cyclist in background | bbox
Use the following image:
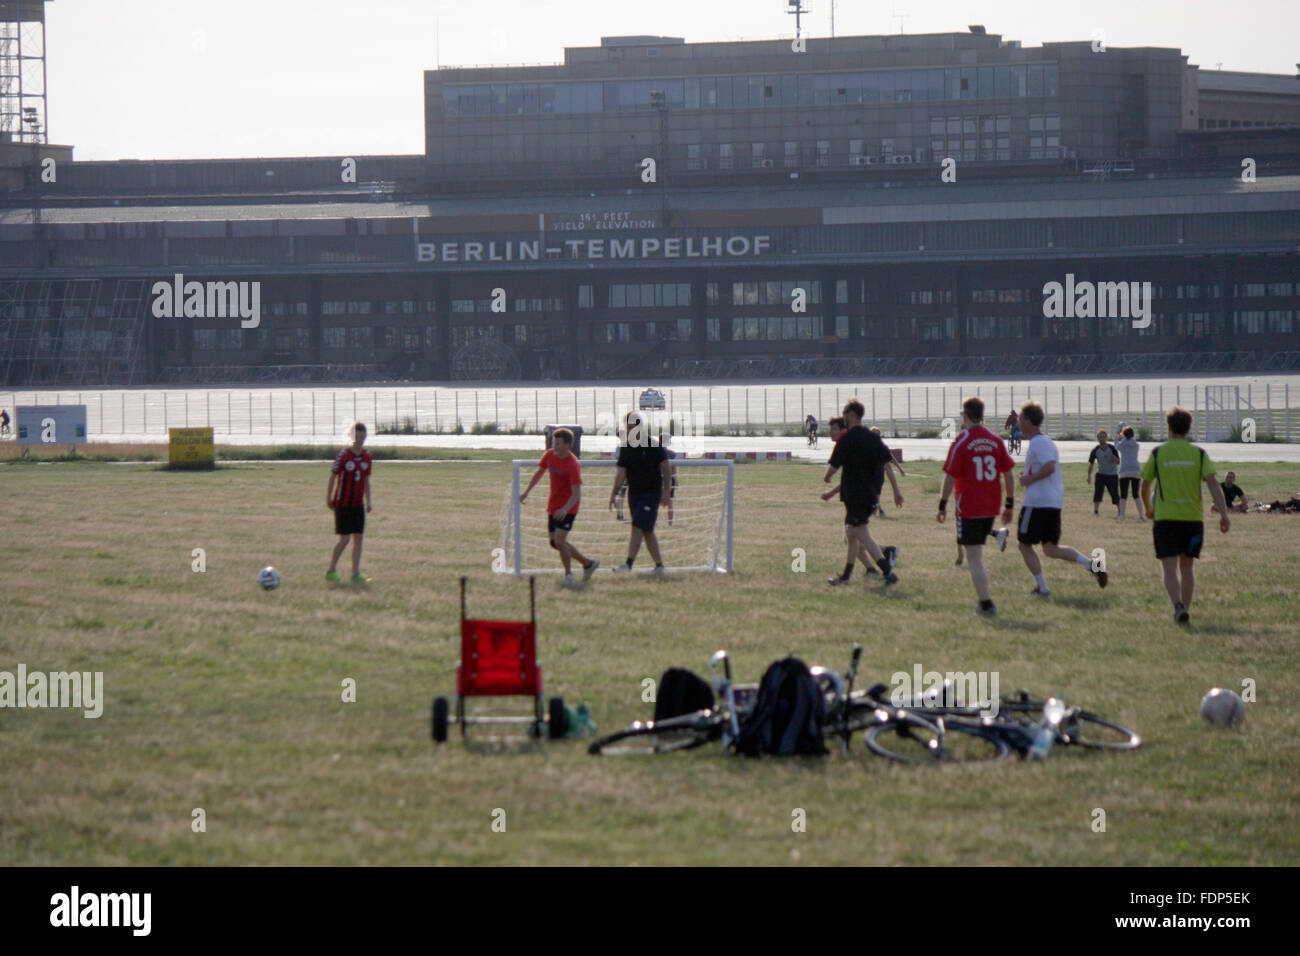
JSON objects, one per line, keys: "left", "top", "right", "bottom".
{"left": 806, "top": 414, "right": 819, "bottom": 447}
{"left": 1005, "top": 408, "right": 1022, "bottom": 454}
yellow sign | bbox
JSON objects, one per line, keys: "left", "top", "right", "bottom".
{"left": 169, "top": 427, "right": 215, "bottom": 469}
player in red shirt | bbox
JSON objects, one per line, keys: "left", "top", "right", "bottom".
{"left": 938, "top": 397, "right": 1015, "bottom": 617}
{"left": 520, "top": 428, "right": 599, "bottom": 586}
{"left": 326, "top": 422, "right": 374, "bottom": 585}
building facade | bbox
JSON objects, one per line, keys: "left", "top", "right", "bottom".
{"left": 2, "top": 29, "right": 1299, "bottom": 386}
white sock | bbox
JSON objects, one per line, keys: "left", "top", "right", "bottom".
{"left": 1034, "top": 573, "right": 1048, "bottom": 591}
{"left": 1074, "top": 553, "right": 1092, "bottom": 568}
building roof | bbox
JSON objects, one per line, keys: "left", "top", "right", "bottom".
{"left": 5, "top": 174, "right": 1298, "bottom": 230}
{"left": 1197, "top": 70, "right": 1300, "bottom": 95}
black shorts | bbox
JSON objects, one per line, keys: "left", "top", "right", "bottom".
{"left": 1017, "top": 506, "right": 1061, "bottom": 546}
{"left": 1093, "top": 473, "right": 1120, "bottom": 504}
{"left": 628, "top": 492, "right": 661, "bottom": 532}
{"left": 1119, "top": 476, "right": 1141, "bottom": 499}
{"left": 334, "top": 505, "right": 365, "bottom": 536}
{"left": 955, "top": 515, "right": 995, "bottom": 546}
{"left": 1154, "top": 520, "right": 1204, "bottom": 559}
{"left": 844, "top": 499, "right": 876, "bottom": 527}
{"left": 548, "top": 513, "right": 576, "bottom": 534}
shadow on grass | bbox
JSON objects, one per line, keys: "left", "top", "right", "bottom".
{"left": 980, "top": 617, "right": 1052, "bottom": 633}
{"left": 1049, "top": 594, "right": 1111, "bottom": 611}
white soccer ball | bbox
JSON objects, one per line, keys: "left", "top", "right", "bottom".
{"left": 257, "top": 566, "right": 282, "bottom": 591}
{"left": 1199, "top": 687, "right": 1244, "bottom": 727}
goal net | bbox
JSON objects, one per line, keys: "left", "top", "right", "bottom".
{"left": 498, "top": 458, "right": 734, "bottom": 575}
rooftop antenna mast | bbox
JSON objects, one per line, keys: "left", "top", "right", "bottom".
{"left": 786, "top": 0, "right": 808, "bottom": 41}
{"left": 891, "top": 4, "right": 910, "bottom": 35}
{"left": 0, "top": 0, "right": 51, "bottom": 144}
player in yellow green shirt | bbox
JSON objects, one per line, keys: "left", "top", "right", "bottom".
{"left": 1139, "top": 406, "right": 1230, "bottom": 626}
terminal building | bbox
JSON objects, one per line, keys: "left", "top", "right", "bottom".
{"left": 2, "top": 15, "right": 1299, "bottom": 385}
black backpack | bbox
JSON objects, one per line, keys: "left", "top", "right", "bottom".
{"left": 654, "top": 668, "right": 715, "bottom": 721}
{"left": 737, "top": 657, "right": 829, "bottom": 757}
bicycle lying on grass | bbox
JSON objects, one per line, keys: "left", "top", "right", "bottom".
{"left": 861, "top": 680, "right": 1142, "bottom": 763}
{"left": 587, "top": 650, "right": 752, "bottom": 755}
{"left": 589, "top": 645, "right": 1141, "bottom": 764}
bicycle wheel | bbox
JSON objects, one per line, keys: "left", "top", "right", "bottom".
{"left": 999, "top": 693, "right": 1141, "bottom": 751}
{"left": 865, "top": 717, "right": 1010, "bottom": 764}
{"left": 587, "top": 713, "right": 720, "bottom": 755}
{"left": 1059, "top": 710, "right": 1142, "bottom": 750}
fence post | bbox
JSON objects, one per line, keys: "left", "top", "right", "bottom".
{"left": 514, "top": 391, "right": 519, "bottom": 430}
{"left": 373, "top": 391, "right": 377, "bottom": 428}
{"left": 1287, "top": 384, "right": 1291, "bottom": 442}
{"left": 433, "top": 391, "right": 438, "bottom": 431}
{"left": 291, "top": 391, "right": 295, "bottom": 436}
{"left": 312, "top": 391, "right": 317, "bottom": 435}
{"left": 121, "top": 393, "right": 125, "bottom": 434}
{"left": 144, "top": 392, "right": 148, "bottom": 434}
{"left": 249, "top": 392, "right": 253, "bottom": 434}
{"left": 206, "top": 390, "right": 211, "bottom": 428}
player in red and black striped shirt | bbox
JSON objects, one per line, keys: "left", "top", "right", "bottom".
{"left": 326, "top": 422, "right": 374, "bottom": 585}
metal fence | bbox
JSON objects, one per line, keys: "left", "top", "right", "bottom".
{"left": 3, "top": 379, "right": 1296, "bottom": 443}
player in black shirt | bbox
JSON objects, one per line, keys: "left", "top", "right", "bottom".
{"left": 823, "top": 399, "right": 903, "bottom": 586}
{"left": 609, "top": 411, "right": 673, "bottom": 574}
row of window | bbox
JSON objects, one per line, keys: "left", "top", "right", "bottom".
{"left": 607, "top": 283, "right": 692, "bottom": 308}
{"left": 601, "top": 320, "right": 695, "bottom": 344}
{"left": 450, "top": 297, "right": 566, "bottom": 313}
{"left": 442, "top": 64, "right": 1062, "bottom": 116}
{"left": 720, "top": 316, "right": 827, "bottom": 342}
{"left": 83, "top": 307, "right": 1300, "bottom": 354}
{"left": 1199, "top": 118, "right": 1293, "bottom": 129}
{"left": 703, "top": 280, "right": 826, "bottom": 306}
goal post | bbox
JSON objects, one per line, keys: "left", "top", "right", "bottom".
{"left": 498, "top": 458, "right": 734, "bottom": 575}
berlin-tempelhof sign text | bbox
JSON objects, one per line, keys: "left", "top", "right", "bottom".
{"left": 416, "top": 234, "right": 772, "bottom": 263}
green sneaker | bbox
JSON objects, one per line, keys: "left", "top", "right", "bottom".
{"left": 325, "top": 569, "right": 341, "bottom": 584}
{"left": 351, "top": 572, "right": 370, "bottom": 585}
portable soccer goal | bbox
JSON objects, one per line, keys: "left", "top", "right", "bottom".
{"left": 498, "top": 458, "right": 734, "bottom": 575}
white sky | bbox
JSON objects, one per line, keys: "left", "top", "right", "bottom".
{"left": 42, "top": 0, "right": 1300, "bottom": 160}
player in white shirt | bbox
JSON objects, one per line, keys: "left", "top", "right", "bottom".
{"left": 1014, "top": 402, "right": 1110, "bottom": 597}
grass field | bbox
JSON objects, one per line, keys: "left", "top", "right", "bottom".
{"left": 2, "top": 452, "right": 1299, "bottom": 865}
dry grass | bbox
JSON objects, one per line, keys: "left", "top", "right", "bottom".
{"left": 1, "top": 456, "right": 1298, "bottom": 865}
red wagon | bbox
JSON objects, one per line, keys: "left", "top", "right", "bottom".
{"left": 432, "top": 577, "right": 566, "bottom": 742}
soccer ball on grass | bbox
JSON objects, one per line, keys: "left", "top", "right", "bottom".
{"left": 257, "top": 566, "right": 282, "bottom": 591}
{"left": 1199, "top": 687, "right": 1244, "bottom": 727}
